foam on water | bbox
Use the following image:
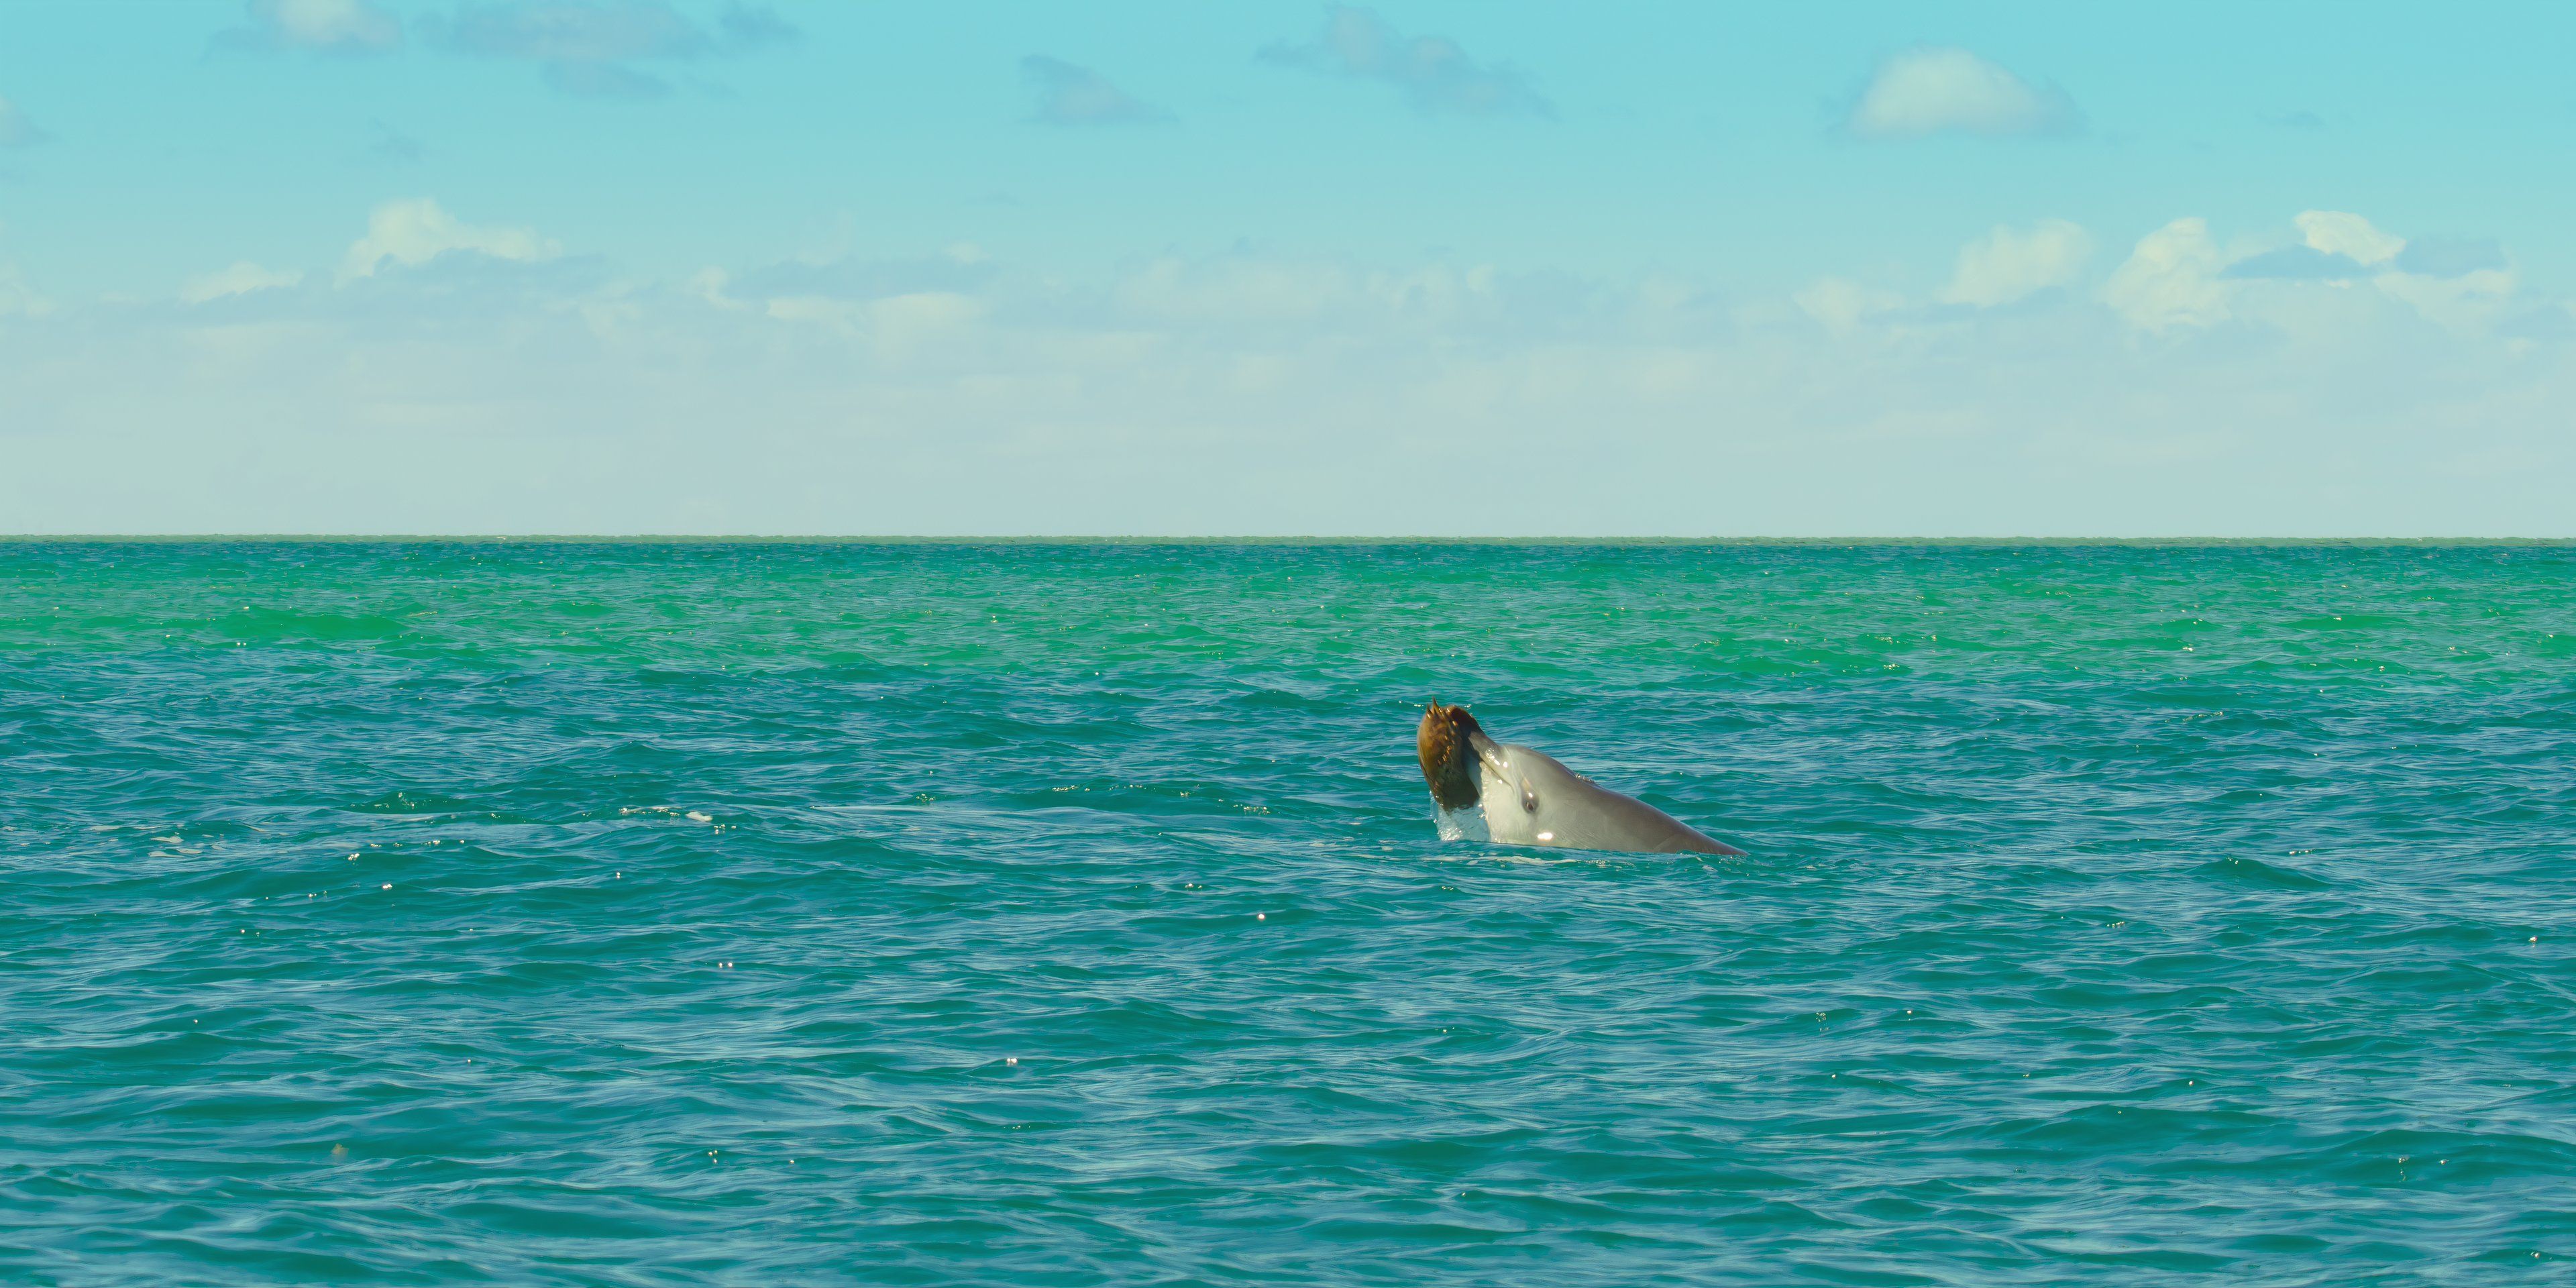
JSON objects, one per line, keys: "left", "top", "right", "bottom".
{"left": 1431, "top": 798, "right": 1490, "bottom": 843}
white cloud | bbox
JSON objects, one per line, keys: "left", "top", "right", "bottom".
{"left": 872, "top": 290, "right": 981, "bottom": 331}
{"left": 762, "top": 295, "right": 857, "bottom": 330}
{"left": 869, "top": 291, "right": 983, "bottom": 360}
{"left": 2295, "top": 211, "right": 2404, "bottom": 266}
{"left": 0, "top": 95, "right": 45, "bottom": 148}
{"left": 6, "top": 234, "right": 2573, "bottom": 537}
{"left": 1943, "top": 219, "right": 2092, "bottom": 307}
{"left": 2104, "top": 211, "right": 2526, "bottom": 335}
{"left": 688, "top": 266, "right": 748, "bottom": 311}
{"left": 2103, "top": 218, "right": 2231, "bottom": 331}
{"left": 1795, "top": 276, "right": 1902, "bottom": 333}
{"left": 1103, "top": 255, "right": 1511, "bottom": 331}
{"left": 1119, "top": 257, "right": 1358, "bottom": 323}
{"left": 1848, "top": 48, "right": 2078, "bottom": 139}
{"left": 221, "top": 0, "right": 405, "bottom": 53}
{"left": 182, "top": 262, "right": 307, "bottom": 304}
{"left": 339, "top": 199, "right": 559, "bottom": 282}
{"left": 753, "top": 288, "right": 984, "bottom": 364}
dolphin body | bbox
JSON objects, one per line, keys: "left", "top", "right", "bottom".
{"left": 1415, "top": 702, "right": 1746, "bottom": 856}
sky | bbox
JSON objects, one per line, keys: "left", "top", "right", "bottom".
{"left": 2, "top": 1, "right": 2572, "bottom": 536}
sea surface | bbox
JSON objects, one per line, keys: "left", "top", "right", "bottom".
{"left": 4, "top": 540, "right": 2573, "bottom": 1286}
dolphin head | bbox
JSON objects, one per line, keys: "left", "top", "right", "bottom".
{"left": 1415, "top": 701, "right": 1746, "bottom": 855}
{"left": 1417, "top": 701, "right": 1491, "bottom": 810}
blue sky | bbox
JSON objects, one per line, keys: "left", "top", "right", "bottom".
{"left": 3, "top": 1, "right": 2571, "bottom": 535}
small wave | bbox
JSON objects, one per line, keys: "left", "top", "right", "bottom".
{"left": 2194, "top": 855, "right": 2332, "bottom": 890}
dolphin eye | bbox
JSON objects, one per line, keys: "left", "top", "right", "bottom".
{"left": 1521, "top": 786, "right": 1538, "bottom": 813}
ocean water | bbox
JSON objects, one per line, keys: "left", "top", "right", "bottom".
{"left": 4, "top": 540, "right": 2573, "bottom": 1286}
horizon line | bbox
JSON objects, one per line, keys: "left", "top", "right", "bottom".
{"left": 7, "top": 535, "right": 2575, "bottom": 546}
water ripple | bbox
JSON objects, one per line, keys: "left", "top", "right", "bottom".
{"left": 3, "top": 541, "right": 2573, "bottom": 1285}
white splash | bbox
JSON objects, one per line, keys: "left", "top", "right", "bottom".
{"left": 1432, "top": 797, "right": 1489, "bottom": 843}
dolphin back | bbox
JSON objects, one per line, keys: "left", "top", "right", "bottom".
{"left": 1492, "top": 744, "right": 1743, "bottom": 856}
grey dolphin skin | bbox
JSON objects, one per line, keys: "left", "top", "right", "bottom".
{"left": 1415, "top": 702, "right": 1746, "bottom": 856}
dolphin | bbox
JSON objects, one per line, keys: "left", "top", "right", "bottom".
{"left": 1415, "top": 702, "right": 1746, "bottom": 856}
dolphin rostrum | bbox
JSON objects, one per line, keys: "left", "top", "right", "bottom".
{"left": 1415, "top": 702, "right": 1746, "bottom": 856}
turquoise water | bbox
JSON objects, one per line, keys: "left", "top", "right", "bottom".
{"left": 5, "top": 541, "right": 2573, "bottom": 1285}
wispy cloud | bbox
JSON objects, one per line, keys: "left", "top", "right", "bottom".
{"left": 716, "top": 2, "right": 794, "bottom": 47}
{"left": 1261, "top": 6, "right": 1550, "bottom": 118}
{"left": 0, "top": 95, "right": 48, "bottom": 148}
{"left": 1021, "top": 56, "right": 1173, "bottom": 127}
{"left": 543, "top": 60, "right": 675, "bottom": 99}
{"left": 0, "top": 221, "right": 42, "bottom": 317}
{"left": 2394, "top": 238, "right": 2507, "bottom": 279}
{"left": 339, "top": 198, "right": 559, "bottom": 282}
{"left": 1795, "top": 276, "right": 1902, "bottom": 333}
{"left": 431, "top": 1, "right": 712, "bottom": 62}
{"left": 13, "top": 223, "right": 2571, "bottom": 535}
{"left": 183, "top": 262, "right": 306, "bottom": 304}
{"left": 214, "top": 0, "right": 405, "bottom": 55}
{"left": 423, "top": 1, "right": 798, "bottom": 98}
{"left": 367, "top": 119, "right": 427, "bottom": 162}
{"left": 1845, "top": 47, "right": 2079, "bottom": 139}
{"left": 0, "top": 262, "right": 46, "bottom": 317}
{"left": 2263, "top": 109, "right": 2330, "bottom": 131}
